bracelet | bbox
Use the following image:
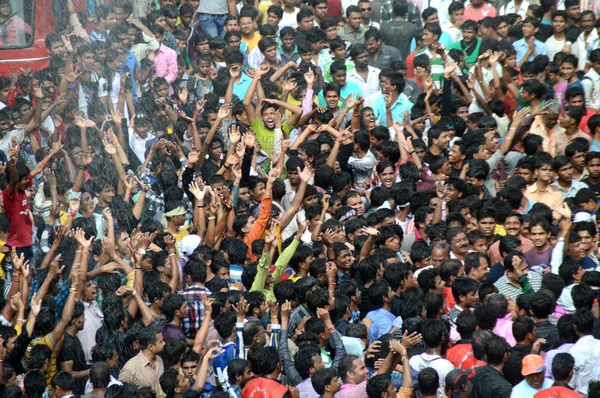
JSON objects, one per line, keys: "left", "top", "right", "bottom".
{"left": 69, "top": 288, "right": 77, "bottom": 293}
{"left": 16, "top": 318, "right": 24, "bottom": 322}
{"left": 505, "top": 137, "right": 512, "bottom": 141}
{"left": 168, "top": 253, "right": 176, "bottom": 257}
{"left": 76, "top": 250, "right": 82, "bottom": 253}
{"left": 208, "top": 216, "right": 216, "bottom": 221}
{"left": 135, "top": 268, "right": 141, "bottom": 271}
{"left": 131, "top": 290, "right": 136, "bottom": 296}
{"left": 197, "top": 206, "right": 204, "bottom": 209}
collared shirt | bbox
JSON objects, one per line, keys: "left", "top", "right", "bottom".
{"left": 511, "top": 378, "right": 553, "bottom": 397}
{"left": 233, "top": 72, "right": 253, "bottom": 101}
{"left": 441, "top": 20, "right": 463, "bottom": 42}
{"left": 544, "top": 343, "right": 576, "bottom": 379}
{"left": 551, "top": 180, "right": 589, "bottom": 199}
{"left": 181, "top": 285, "right": 209, "bottom": 339}
{"left": 77, "top": 301, "right": 104, "bottom": 363}
{"left": 529, "top": 115, "right": 564, "bottom": 156}
{"left": 347, "top": 66, "right": 381, "bottom": 99}
{"left": 246, "top": 45, "right": 283, "bottom": 69}
{"left": 513, "top": 37, "right": 547, "bottom": 65}
{"left": 574, "top": 29, "right": 598, "bottom": 70}
{"left": 129, "top": 128, "right": 155, "bottom": 163}
{"left": 554, "top": 129, "right": 592, "bottom": 156}
{"left": 317, "top": 82, "right": 363, "bottom": 108}
{"left": 493, "top": 312, "right": 517, "bottom": 346}
{"left": 119, "top": 351, "right": 165, "bottom": 397}
{"left": 524, "top": 183, "right": 563, "bottom": 213}
{"left": 368, "top": 44, "right": 401, "bottom": 70}
{"left": 557, "top": 284, "right": 577, "bottom": 314}
{"left": 472, "top": 366, "right": 513, "bottom": 398}
{"left": 428, "top": 0, "right": 454, "bottom": 25}
{"left": 494, "top": 271, "right": 543, "bottom": 301}
{"left": 583, "top": 67, "right": 600, "bottom": 111}
{"left": 348, "top": 150, "right": 377, "bottom": 190}
{"left": 279, "top": 46, "right": 299, "bottom": 64}
{"left": 570, "top": 334, "right": 600, "bottom": 395}
{"left": 154, "top": 44, "right": 178, "bottom": 92}
{"left": 372, "top": 92, "right": 413, "bottom": 127}
{"left": 337, "top": 24, "right": 366, "bottom": 45}
{"left": 499, "top": 0, "right": 529, "bottom": 17}
{"left": 365, "top": 308, "right": 395, "bottom": 342}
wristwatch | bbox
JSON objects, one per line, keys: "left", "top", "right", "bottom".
{"left": 565, "top": 41, "right": 572, "bottom": 46}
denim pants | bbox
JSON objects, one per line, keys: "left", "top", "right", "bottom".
{"left": 198, "top": 14, "right": 227, "bottom": 38}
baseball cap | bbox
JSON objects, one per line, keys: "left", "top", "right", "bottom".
{"left": 445, "top": 368, "right": 475, "bottom": 397}
{"left": 521, "top": 354, "right": 545, "bottom": 376}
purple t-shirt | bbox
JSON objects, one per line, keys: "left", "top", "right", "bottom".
{"left": 524, "top": 246, "right": 553, "bottom": 268}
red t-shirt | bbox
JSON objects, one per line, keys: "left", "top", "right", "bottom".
{"left": 3, "top": 175, "right": 33, "bottom": 247}
{"left": 446, "top": 343, "right": 486, "bottom": 369}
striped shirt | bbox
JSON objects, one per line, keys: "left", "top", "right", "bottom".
{"left": 415, "top": 47, "right": 446, "bottom": 89}
{"left": 494, "top": 271, "right": 543, "bottom": 301}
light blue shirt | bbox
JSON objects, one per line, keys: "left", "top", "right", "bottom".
{"left": 365, "top": 308, "right": 395, "bottom": 342}
{"left": 513, "top": 37, "right": 547, "bottom": 65}
{"left": 410, "top": 32, "right": 453, "bottom": 53}
{"left": 552, "top": 179, "right": 589, "bottom": 199}
{"left": 591, "top": 139, "right": 600, "bottom": 152}
{"left": 510, "top": 378, "right": 553, "bottom": 398}
{"left": 373, "top": 92, "right": 414, "bottom": 126}
{"left": 317, "top": 82, "right": 363, "bottom": 108}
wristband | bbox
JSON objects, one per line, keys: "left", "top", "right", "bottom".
{"left": 68, "top": 84, "right": 77, "bottom": 91}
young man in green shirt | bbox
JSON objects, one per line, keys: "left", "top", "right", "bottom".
{"left": 446, "top": 20, "right": 481, "bottom": 68}
{"left": 242, "top": 65, "right": 303, "bottom": 155}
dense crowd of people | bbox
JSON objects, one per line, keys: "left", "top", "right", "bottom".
{"left": 5, "top": 0, "right": 600, "bottom": 396}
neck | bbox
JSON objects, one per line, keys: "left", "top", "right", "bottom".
{"left": 426, "top": 346, "right": 443, "bottom": 356}
{"left": 349, "top": 301, "right": 358, "bottom": 311}
{"left": 554, "top": 31, "right": 566, "bottom": 39}
{"left": 453, "top": 251, "right": 467, "bottom": 261}
{"left": 451, "top": 160, "right": 464, "bottom": 170}
{"left": 534, "top": 242, "right": 550, "bottom": 253}
{"left": 66, "top": 325, "right": 78, "bottom": 336}
{"left": 536, "top": 179, "right": 549, "bottom": 190}
{"left": 91, "top": 388, "right": 107, "bottom": 395}
{"left": 490, "top": 363, "right": 504, "bottom": 373}
{"left": 171, "top": 316, "right": 182, "bottom": 327}
{"left": 166, "top": 222, "right": 179, "bottom": 234}
{"left": 557, "top": 178, "right": 572, "bottom": 188}
{"left": 295, "top": 269, "right": 309, "bottom": 278}
{"left": 356, "top": 64, "right": 368, "bottom": 72}
{"left": 566, "top": 125, "right": 579, "bottom": 135}
{"left": 430, "top": 145, "right": 443, "bottom": 156}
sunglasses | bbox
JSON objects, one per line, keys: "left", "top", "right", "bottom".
{"left": 360, "top": 7, "right": 372, "bottom": 11}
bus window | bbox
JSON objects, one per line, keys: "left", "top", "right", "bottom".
{"left": 0, "top": 0, "right": 33, "bottom": 48}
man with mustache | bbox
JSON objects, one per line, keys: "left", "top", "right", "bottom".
{"left": 488, "top": 212, "right": 534, "bottom": 265}
{"left": 447, "top": 228, "right": 470, "bottom": 265}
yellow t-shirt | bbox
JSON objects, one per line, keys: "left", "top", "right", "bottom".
{"left": 26, "top": 334, "right": 57, "bottom": 388}
{"left": 242, "top": 33, "right": 262, "bottom": 51}
{"left": 259, "top": 1, "right": 274, "bottom": 24}
{"left": 166, "top": 224, "right": 190, "bottom": 257}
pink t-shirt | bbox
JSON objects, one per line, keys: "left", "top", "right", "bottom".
{"left": 464, "top": 3, "right": 497, "bottom": 22}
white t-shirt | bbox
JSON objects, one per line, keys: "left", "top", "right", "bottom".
{"left": 409, "top": 353, "right": 455, "bottom": 395}
{"left": 545, "top": 36, "right": 566, "bottom": 62}
{"left": 280, "top": 8, "right": 300, "bottom": 29}
{"left": 128, "top": 127, "right": 155, "bottom": 163}
{"left": 0, "top": 129, "right": 24, "bottom": 155}
{"left": 98, "top": 73, "right": 129, "bottom": 120}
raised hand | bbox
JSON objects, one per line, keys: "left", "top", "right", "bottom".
{"left": 298, "top": 164, "right": 313, "bottom": 183}
{"left": 189, "top": 180, "right": 207, "bottom": 202}
{"left": 218, "top": 103, "right": 231, "bottom": 119}
{"left": 361, "top": 226, "right": 380, "bottom": 238}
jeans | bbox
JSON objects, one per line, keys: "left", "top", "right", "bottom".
{"left": 198, "top": 14, "right": 227, "bottom": 38}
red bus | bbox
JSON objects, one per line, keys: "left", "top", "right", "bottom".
{"left": 0, "top": 0, "right": 55, "bottom": 76}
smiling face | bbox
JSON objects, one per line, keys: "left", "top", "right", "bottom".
{"left": 325, "top": 89, "right": 340, "bottom": 109}
{"left": 379, "top": 166, "right": 395, "bottom": 188}
{"left": 451, "top": 232, "right": 469, "bottom": 255}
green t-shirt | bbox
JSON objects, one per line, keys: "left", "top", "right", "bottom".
{"left": 251, "top": 118, "right": 294, "bottom": 155}
{"left": 446, "top": 38, "right": 482, "bottom": 68}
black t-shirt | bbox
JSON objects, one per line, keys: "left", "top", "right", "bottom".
{"left": 424, "top": 150, "right": 446, "bottom": 165}
{"left": 58, "top": 332, "right": 90, "bottom": 395}
{"left": 205, "top": 276, "right": 228, "bottom": 292}
{"left": 582, "top": 178, "right": 600, "bottom": 197}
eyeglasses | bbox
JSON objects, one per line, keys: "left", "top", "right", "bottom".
{"left": 360, "top": 7, "right": 372, "bottom": 11}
